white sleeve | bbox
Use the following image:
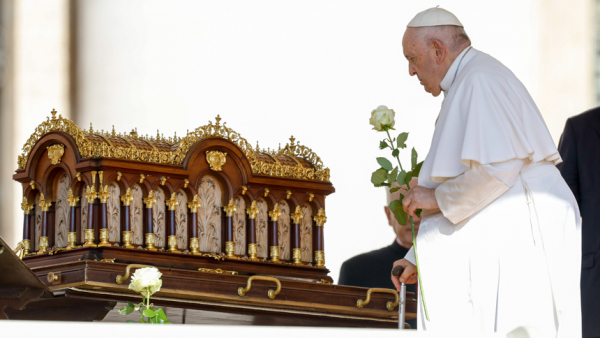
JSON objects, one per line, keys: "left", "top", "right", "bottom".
{"left": 434, "top": 159, "right": 525, "bottom": 224}
{"left": 404, "top": 246, "right": 416, "bottom": 265}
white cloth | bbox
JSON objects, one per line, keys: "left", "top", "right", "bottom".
{"left": 407, "top": 7, "right": 463, "bottom": 28}
{"left": 405, "top": 47, "right": 582, "bottom": 336}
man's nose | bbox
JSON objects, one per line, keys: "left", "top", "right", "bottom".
{"left": 409, "top": 66, "right": 417, "bottom": 77}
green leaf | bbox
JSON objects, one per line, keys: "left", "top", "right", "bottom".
{"left": 406, "top": 171, "right": 413, "bottom": 185}
{"left": 119, "top": 306, "right": 134, "bottom": 315}
{"left": 380, "top": 182, "right": 391, "bottom": 186}
{"left": 155, "top": 308, "right": 168, "bottom": 321}
{"left": 376, "top": 157, "right": 393, "bottom": 171}
{"left": 415, "top": 209, "right": 422, "bottom": 218}
{"left": 413, "top": 161, "right": 424, "bottom": 178}
{"left": 390, "top": 197, "right": 408, "bottom": 226}
{"left": 143, "top": 309, "right": 156, "bottom": 318}
{"left": 165, "top": 321, "right": 172, "bottom": 324}
{"left": 387, "top": 167, "right": 398, "bottom": 183}
{"left": 411, "top": 148, "right": 418, "bottom": 170}
{"left": 127, "top": 301, "right": 135, "bottom": 308}
{"left": 126, "top": 320, "right": 137, "bottom": 323}
{"left": 379, "top": 141, "right": 388, "bottom": 150}
{"left": 397, "top": 133, "right": 409, "bottom": 149}
{"left": 371, "top": 168, "right": 388, "bottom": 186}
{"left": 389, "top": 187, "right": 400, "bottom": 193}
{"left": 157, "top": 317, "right": 165, "bottom": 324}
{"left": 397, "top": 170, "right": 406, "bottom": 187}
{"left": 392, "top": 149, "right": 399, "bottom": 157}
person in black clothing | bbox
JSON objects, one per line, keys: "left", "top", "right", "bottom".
{"left": 338, "top": 179, "right": 420, "bottom": 328}
{"left": 557, "top": 108, "right": 600, "bottom": 338}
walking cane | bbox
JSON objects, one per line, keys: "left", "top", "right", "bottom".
{"left": 392, "top": 265, "right": 406, "bottom": 330}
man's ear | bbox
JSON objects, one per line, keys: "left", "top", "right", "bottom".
{"left": 384, "top": 206, "right": 393, "bottom": 226}
{"left": 432, "top": 40, "right": 446, "bottom": 64}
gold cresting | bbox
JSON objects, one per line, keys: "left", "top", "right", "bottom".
{"left": 206, "top": 150, "right": 227, "bottom": 171}
{"left": 46, "top": 144, "right": 65, "bottom": 165}
{"left": 17, "top": 111, "right": 330, "bottom": 182}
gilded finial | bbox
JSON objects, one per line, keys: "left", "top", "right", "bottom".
{"left": 314, "top": 208, "right": 327, "bottom": 227}
{"left": 143, "top": 190, "right": 156, "bottom": 209}
{"left": 117, "top": 172, "right": 122, "bottom": 181}
{"left": 268, "top": 203, "right": 282, "bottom": 221}
{"left": 139, "top": 174, "right": 145, "bottom": 184}
{"left": 160, "top": 176, "right": 167, "bottom": 186}
{"left": 291, "top": 205, "right": 303, "bottom": 224}
{"left": 188, "top": 194, "right": 201, "bottom": 213}
{"left": 111, "top": 125, "right": 116, "bottom": 137}
{"left": 224, "top": 198, "right": 236, "bottom": 217}
{"left": 121, "top": 188, "right": 133, "bottom": 206}
{"left": 286, "top": 190, "right": 292, "bottom": 199}
{"left": 166, "top": 192, "right": 178, "bottom": 211}
{"left": 241, "top": 186, "right": 247, "bottom": 195}
{"left": 215, "top": 115, "right": 222, "bottom": 125}
{"left": 51, "top": 109, "right": 57, "bottom": 119}
{"left": 89, "top": 123, "right": 94, "bottom": 133}
{"left": 91, "top": 171, "right": 97, "bottom": 185}
{"left": 184, "top": 179, "right": 189, "bottom": 188}
{"left": 290, "top": 135, "right": 295, "bottom": 144}
{"left": 76, "top": 172, "right": 81, "bottom": 181}
{"left": 263, "top": 188, "right": 270, "bottom": 197}
{"left": 30, "top": 180, "right": 35, "bottom": 190}
{"left": 255, "top": 141, "right": 260, "bottom": 152}
{"left": 246, "top": 200, "right": 259, "bottom": 219}
{"left": 308, "top": 192, "right": 314, "bottom": 202}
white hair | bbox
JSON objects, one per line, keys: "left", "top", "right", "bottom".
{"left": 411, "top": 25, "right": 471, "bottom": 53}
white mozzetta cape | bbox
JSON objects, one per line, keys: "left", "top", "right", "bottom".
{"left": 419, "top": 48, "right": 561, "bottom": 189}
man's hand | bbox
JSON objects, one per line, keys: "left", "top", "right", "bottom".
{"left": 391, "top": 258, "right": 418, "bottom": 292}
{"left": 402, "top": 185, "right": 438, "bottom": 217}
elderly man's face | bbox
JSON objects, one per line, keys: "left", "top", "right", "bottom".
{"left": 402, "top": 28, "right": 446, "bottom": 97}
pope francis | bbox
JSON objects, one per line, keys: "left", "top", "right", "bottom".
{"left": 390, "top": 7, "right": 582, "bottom": 336}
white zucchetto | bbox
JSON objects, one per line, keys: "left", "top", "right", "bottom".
{"left": 407, "top": 7, "right": 463, "bottom": 28}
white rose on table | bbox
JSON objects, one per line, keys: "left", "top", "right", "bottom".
{"left": 128, "top": 267, "right": 163, "bottom": 297}
{"left": 369, "top": 105, "right": 396, "bottom": 131}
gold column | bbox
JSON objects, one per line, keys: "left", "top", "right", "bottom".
{"left": 20, "top": 197, "right": 34, "bottom": 256}
{"left": 37, "top": 194, "right": 52, "bottom": 254}
{"left": 143, "top": 191, "right": 157, "bottom": 251}
{"left": 246, "top": 201, "right": 259, "bottom": 261}
{"left": 223, "top": 198, "right": 237, "bottom": 258}
{"left": 188, "top": 195, "right": 201, "bottom": 255}
{"left": 291, "top": 206, "right": 304, "bottom": 265}
{"left": 121, "top": 188, "right": 134, "bottom": 248}
{"left": 268, "top": 204, "right": 281, "bottom": 263}
{"left": 313, "top": 208, "right": 327, "bottom": 268}
{"left": 83, "top": 186, "right": 97, "bottom": 247}
{"left": 97, "top": 184, "right": 111, "bottom": 247}
{"left": 166, "top": 192, "right": 180, "bottom": 253}
{"left": 66, "top": 189, "right": 80, "bottom": 250}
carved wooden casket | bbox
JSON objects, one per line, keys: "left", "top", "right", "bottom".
{"left": 8, "top": 110, "right": 416, "bottom": 327}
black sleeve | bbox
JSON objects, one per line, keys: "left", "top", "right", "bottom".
{"left": 338, "top": 261, "right": 353, "bottom": 286}
{"left": 557, "top": 118, "right": 581, "bottom": 209}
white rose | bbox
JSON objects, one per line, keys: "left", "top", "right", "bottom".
{"left": 128, "top": 267, "right": 162, "bottom": 297}
{"left": 369, "top": 105, "right": 395, "bottom": 131}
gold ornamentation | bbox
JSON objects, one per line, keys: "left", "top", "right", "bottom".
{"left": 247, "top": 243, "right": 258, "bottom": 261}
{"left": 308, "top": 193, "right": 314, "bottom": 202}
{"left": 66, "top": 232, "right": 77, "bottom": 250}
{"left": 286, "top": 190, "right": 292, "bottom": 199}
{"left": 189, "top": 237, "right": 200, "bottom": 254}
{"left": 268, "top": 204, "right": 281, "bottom": 222}
{"left": 314, "top": 250, "right": 325, "bottom": 268}
{"left": 98, "top": 228, "right": 111, "bottom": 247}
{"left": 39, "top": 193, "right": 52, "bottom": 212}
{"left": 91, "top": 171, "right": 97, "bottom": 185}
{"left": 46, "top": 144, "right": 65, "bottom": 165}
{"left": 117, "top": 172, "right": 122, "bottom": 181}
{"left": 17, "top": 112, "right": 330, "bottom": 182}
{"left": 223, "top": 198, "right": 236, "bottom": 217}
{"left": 166, "top": 192, "right": 178, "bottom": 211}
{"left": 139, "top": 174, "right": 145, "bottom": 184}
{"left": 13, "top": 241, "right": 27, "bottom": 259}
{"left": 83, "top": 229, "right": 96, "bottom": 247}
{"left": 291, "top": 205, "right": 303, "bottom": 224}
{"left": 238, "top": 276, "right": 281, "bottom": 299}
{"left": 160, "top": 176, "right": 166, "bottom": 185}
{"left": 101, "top": 258, "right": 116, "bottom": 263}
{"left": 225, "top": 241, "right": 235, "bottom": 258}
{"left": 269, "top": 246, "right": 280, "bottom": 263}
{"left": 67, "top": 189, "right": 80, "bottom": 207}
{"left": 206, "top": 150, "right": 227, "bottom": 171}
{"left": 292, "top": 248, "right": 302, "bottom": 265}
{"left": 121, "top": 188, "right": 133, "bottom": 206}
{"left": 38, "top": 236, "right": 49, "bottom": 254}
{"left": 84, "top": 185, "right": 97, "bottom": 202}
{"left": 188, "top": 195, "right": 201, "bottom": 213}
{"left": 319, "top": 279, "right": 333, "bottom": 284}
{"left": 263, "top": 188, "right": 270, "bottom": 197}
{"left": 184, "top": 179, "right": 189, "bottom": 188}
{"left": 76, "top": 172, "right": 81, "bottom": 181}
{"left": 356, "top": 288, "right": 399, "bottom": 311}
{"left": 98, "top": 185, "right": 110, "bottom": 204}
{"left": 122, "top": 230, "right": 134, "bottom": 249}
{"left": 22, "top": 239, "right": 31, "bottom": 257}
{"left": 21, "top": 197, "right": 33, "bottom": 215}
{"left": 116, "top": 264, "right": 154, "bottom": 284}
{"left": 99, "top": 171, "right": 104, "bottom": 185}
{"left": 241, "top": 186, "right": 247, "bottom": 195}
{"left": 314, "top": 208, "right": 327, "bottom": 227}
{"left": 198, "top": 268, "right": 238, "bottom": 275}
{"left": 145, "top": 233, "right": 157, "bottom": 251}
{"left": 167, "top": 235, "right": 180, "bottom": 253}
{"left": 246, "top": 201, "right": 259, "bottom": 219}
{"left": 143, "top": 190, "right": 156, "bottom": 209}
{"left": 30, "top": 180, "right": 36, "bottom": 190}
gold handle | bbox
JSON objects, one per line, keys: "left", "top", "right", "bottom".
{"left": 116, "top": 264, "right": 155, "bottom": 284}
{"left": 356, "top": 288, "right": 399, "bottom": 311}
{"left": 238, "top": 276, "right": 281, "bottom": 299}
{"left": 47, "top": 272, "right": 59, "bottom": 283}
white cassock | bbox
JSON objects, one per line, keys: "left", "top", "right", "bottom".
{"left": 404, "top": 47, "right": 582, "bottom": 336}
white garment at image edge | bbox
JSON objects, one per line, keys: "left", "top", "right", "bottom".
{"left": 404, "top": 47, "right": 582, "bottom": 337}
